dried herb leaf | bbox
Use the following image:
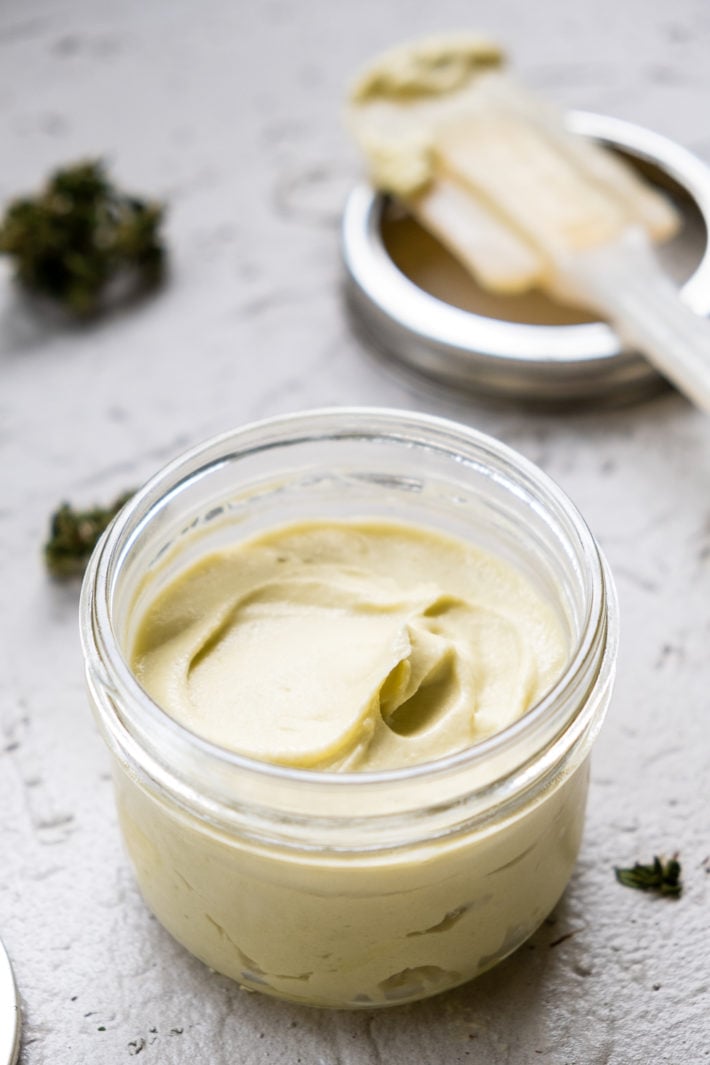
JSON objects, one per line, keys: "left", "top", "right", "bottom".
{"left": 45, "top": 491, "right": 133, "bottom": 578}
{"left": 615, "top": 856, "right": 682, "bottom": 898}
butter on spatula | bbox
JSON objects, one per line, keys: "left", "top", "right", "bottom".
{"left": 347, "top": 34, "right": 710, "bottom": 410}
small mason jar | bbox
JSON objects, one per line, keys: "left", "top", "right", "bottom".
{"left": 80, "top": 408, "right": 617, "bottom": 1009}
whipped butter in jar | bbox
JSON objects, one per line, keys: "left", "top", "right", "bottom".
{"left": 80, "top": 408, "right": 617, "bottom": 1008}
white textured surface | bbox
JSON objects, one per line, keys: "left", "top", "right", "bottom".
{"left": 1, "top": 1, "right": 709, "bottom": 1062}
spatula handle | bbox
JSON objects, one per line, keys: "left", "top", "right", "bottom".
{"left": 553, "top": 227, "right": 710, "bottom": 412}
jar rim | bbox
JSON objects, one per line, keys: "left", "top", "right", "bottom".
{"left": 81, "top": 407, "right": 615, "bottom": 798}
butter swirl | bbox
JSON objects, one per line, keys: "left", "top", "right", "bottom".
{"left": 132, "top": 520, "right": 567, "bottom": 771}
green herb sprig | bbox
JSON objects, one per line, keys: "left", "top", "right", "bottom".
{"left": 45, "top": 491, "right": 134, "bottom": 578}
{"left": 0, "top": 161, "right": 165, "bottom": 315}
{"left": 615, "top": 856, "right": 682, "bottom": 898}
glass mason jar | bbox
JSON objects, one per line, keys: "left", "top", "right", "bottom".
{"left": 80, "top": 408, "right": 617, "bottom": 1010}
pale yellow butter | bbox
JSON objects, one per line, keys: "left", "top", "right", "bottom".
{"left": 132, "top": 519, "right": 567, "bottom": 772}
{"left": 347, "top": 35, "right": 505, "bottom": 198}
{"left": 120, "top": 518, "right": 585, "bottom": 1007}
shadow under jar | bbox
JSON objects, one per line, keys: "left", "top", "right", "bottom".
{"left": 80, "top": 408, "right": 617, "bottom": 1009}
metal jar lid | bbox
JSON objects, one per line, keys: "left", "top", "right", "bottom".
{"left": 0, "top": 939, "right": 21, "bottom": 1065}
{"left": 341, "top": 111, "right": 710, "bottom": 404}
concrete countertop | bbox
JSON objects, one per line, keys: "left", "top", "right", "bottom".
{"left": 0, "top": 1, "right": 708, "bottom": 1062}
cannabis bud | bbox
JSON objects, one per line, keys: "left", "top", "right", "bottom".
{"left": 615, "top": 856, "right": 682, "bottom": 898}
{"left": 45, "top": 492, "right": 134, "bottom": 578}
{"left": 0, "top": 161, "right": 165, "bottom": 315}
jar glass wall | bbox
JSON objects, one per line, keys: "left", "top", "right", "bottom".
{"left": 80, "top": 408, "right": 617, "bottom": 1009}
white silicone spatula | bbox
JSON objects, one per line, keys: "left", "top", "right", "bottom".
{"left": 348, "top": 34, "right": 710, "bottom": 410}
